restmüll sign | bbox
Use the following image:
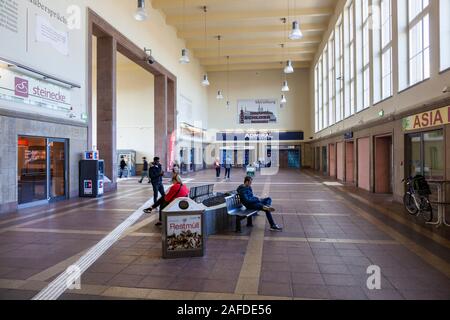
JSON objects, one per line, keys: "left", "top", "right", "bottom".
{"left": 402, "top": 106, "right": 450, "bottom": 131}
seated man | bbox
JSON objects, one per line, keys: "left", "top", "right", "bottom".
{"left": 237, "top": 176, "right": 283, "bottom": 232}
{"left": 143, "top": 174, "right": 190, "bottom": 226}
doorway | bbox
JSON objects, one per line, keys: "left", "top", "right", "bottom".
{"left": 345, "top": 141, "right": 354, "bottom": 183}
{"left": 374, "top": 135, "right": 393, "bottom": 193}
{"left": 18, "top": 136, "right": 68, "bottom": 207}
{"left": 336, "top": 142, "right": 344, "bottom": 181}
{"left": 322, "top": 146, "right": 328, "bottom": 175}
{"left": 328, "top": 144, "right": 336, "bottom": 177}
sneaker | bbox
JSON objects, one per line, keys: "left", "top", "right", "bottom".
{"left": 263, "top": 206, "right": 276, "bottom": 212}
{"left": 155, "top": 221, "right": 162, "bottom": 227}
{"left": 269, "top": 225, "right": 283, "bottom": 232}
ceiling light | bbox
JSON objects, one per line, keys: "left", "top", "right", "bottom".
{"left": 226, "top": 101, "right": 231, "bottom": 110}
{"left": 179, "top": 49, "right": 190, "bottom": 64}
{"left": 284, "top": 60, "right": 294, "bottom": 74}
{"left": 289, "top": 20, "right": 303, "bottom": 40}
{"left": 281, "top": 95, "right": 287, "bottom": 104}
{"left": 202, "top": 74, "right": 210, "bottom": 86}
{"left": 134, "top": 0, "right": 148, "bottom": 21}
{"left": 217, "top": 90, "right": 224, "bottom": 100}
{"left": 282, "top": 80, "right": 290, "bottom": 92}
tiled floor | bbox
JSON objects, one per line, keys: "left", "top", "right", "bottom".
{"left": 0, "top": 169, "right": 449, "bottom": 300}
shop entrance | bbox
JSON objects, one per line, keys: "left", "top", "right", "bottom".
{"left": 345, "top": 141, "right": 355, "bottom": 183}
{"left": 374, "top": 135, "right": 393, "bottom": 194}
{"left": 406, "top": 130, "right": 444, "bottom": 180}
{"left": 18, "top": 136, "right": 68, "bottom": 207}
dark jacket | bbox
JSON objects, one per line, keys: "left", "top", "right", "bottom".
{"left": 143, "top": 160, "right": 149, "bottom": 171}
{"left": 120, "top": 160, "right": 127, "bottom": 170}
{"left": 149, "top": 162, "right": 163, "bottom": 183}
{"left": 237, "top": 184, "right": 260, "bottom": 207}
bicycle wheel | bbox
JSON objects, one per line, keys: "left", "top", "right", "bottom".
{"left": 420, "top": 198, "right": 433, "bottom": 222}
{"left": 403, "top": 193, "right": 418, "bottom": 215}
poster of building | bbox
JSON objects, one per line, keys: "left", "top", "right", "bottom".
{"left": 238, "top": 99, "right": 278, "bottom": 124}
{"left": 166, "top": 215, "right": 202, "bottom": 251}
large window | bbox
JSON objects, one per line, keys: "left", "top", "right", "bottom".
{"left": 328, "top": 33, "right": 336, "bottom": 126}
{"left": 381, "top": 0, "right": 393, "bottom": 99}
{"left": 441, "top": 0, "right": 450, "bottom": 71}
{"left": 335, "top": 18, "right": 344, "bottom": 122}
{"left": 323, "top": 46, "right": 329, "bottom": 128}
{"left": 318, "top": 57, "right": 323, "bottom": 131}
{"left": 408, "top": 0, "right": 430, "bottom": 86}
{"left": 314, "top": 66, "right": 319, "bottom": 133}
{"left": 344, "top": 2, "right": 355, "bottom": 117}
{"left": 362, "top": 0, "right": 371, "bottom": 109}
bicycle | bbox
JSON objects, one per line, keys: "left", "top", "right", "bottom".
{"left": 402, "top": 176, "right": 433, "bottom": 222}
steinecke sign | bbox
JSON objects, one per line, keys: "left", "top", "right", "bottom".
{"left": 403, "top": 106, "right": 450, "bottom": 131}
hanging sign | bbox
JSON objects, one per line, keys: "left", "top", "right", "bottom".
{"left": 402, "top": 106, "right": 450, "bottom": 131}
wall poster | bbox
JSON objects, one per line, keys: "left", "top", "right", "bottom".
{"left": 238, "top": 99, "right": 278, "bottom": 124}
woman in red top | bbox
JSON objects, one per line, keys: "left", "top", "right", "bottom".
{"left": 143, "top": 174, "right": 190, "bottom": 223}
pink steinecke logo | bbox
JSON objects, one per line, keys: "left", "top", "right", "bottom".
{"left": 15, "top": 77, "right": 29, "bottom": 98}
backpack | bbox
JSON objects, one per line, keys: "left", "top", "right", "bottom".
{"left": 412, "top": 175, "right": 431, "bottom": 196}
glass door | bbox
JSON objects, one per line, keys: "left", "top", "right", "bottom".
{"left": 47, "top": 138, "right": 68, "bottom": 202}
{"left": 18, "top": 136, "right": 47, "bottom": 205}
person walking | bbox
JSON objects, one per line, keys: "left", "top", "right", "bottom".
{"left": 119, "top": 156, "right": 127, "bottom": 178}
{"left": 144, "top": 174, "right": 190, "bottom": 226}
{"left": 149, "top": 157, "right": 165, "bottom": 215}
{"left": 214, "top": 158, "right": 221, "bottom": 179}
{"left": 237, "top": 176, "right": 283, "bottom": 231}
{"left": 138, "top": 157, "right": 149, "bottom": 183}
{"left": 224, "top": 158, "right": 232, "bottom": 180}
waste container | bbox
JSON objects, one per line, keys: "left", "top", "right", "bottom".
{"left": 162, "top": 197, "right": 206, "bottom": 259}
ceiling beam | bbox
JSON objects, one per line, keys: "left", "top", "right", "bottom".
{"left": 178, "top": 23, "right": 326, "bottom": 39}
{"left": 167, "top": 7, "right": 333, "bottom": 25}
{"left": 186, "top": 36, "right": 322, "bottom": 49}
{"left": 152, "top": 0, "right": 245, "bottom": 9}
{"left": 200, "top": 54, "right": 314, "bottom": 66}
{"left": 205, "top": 62, "right": 310, "bottom": 72}
{"left": 194, "top": 46, "right": 317, "bottom": 59}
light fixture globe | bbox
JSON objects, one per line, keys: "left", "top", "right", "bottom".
{"left": 226, "top": 101, "right": 231, "bottom": 110}
{"left": 282, "top": 80, "right": 290, "bottom": 92}
{"left": 134, "top": 0, "right": 148, "bottom": 21}
{"left": 217, "top": 90, "right": 224, "bottom": 100}
{"left": 281, "top": 95, "right": 287, "bottom": 104}
{"left": 202, "top": 74, "right": 210, "bottom": 86}
{"left": 289, "top": 21, "right": 303, "bottom": 40}
{"left": 284, "top": 60, "right": 294, "bottom": 74}
{"left": 179, "top": 49, "right": 190, "bottom": 64}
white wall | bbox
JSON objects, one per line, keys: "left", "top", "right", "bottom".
{"left": 207, "top": 68, "right": 311, "bottom": 136}
{"left": 116, "top": 53, "right": 155, "bottom": 161}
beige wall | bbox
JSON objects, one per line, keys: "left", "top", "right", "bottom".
{"left": 116, "top": 54, "right": 155, "bottom": 161}
{"left": 207, "top": 68, "right": 311, "bottom": 135}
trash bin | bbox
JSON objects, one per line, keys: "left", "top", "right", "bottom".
{"left": 162, "top": 197, "right": 206, "bottom": 259}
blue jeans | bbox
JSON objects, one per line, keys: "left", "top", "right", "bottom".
{"left": 152, "top": 181, "right": 165, "bottom": 220}
{"left": 225, "top": 168, "right": 231, "bottom": 179}
{"left": 248, "top": 197, "right": 276, "bottom": 227}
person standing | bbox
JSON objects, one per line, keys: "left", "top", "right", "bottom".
{"left": 138, "top": 157, "right": 149, "bottom": 183}
{"left": 119, "top": 156, "right": 127, "bottom": 178}
{"left": 224, "top": 158, "right": 232, "bottom": 180}
{"left": 214, "top": 158, "right": 221, "bottom": 179}
{"left": 149, "top": 157, "right": 165, "bottom": 220}
{"left": 237, "top": 176, "right": 282, "bottom": 231}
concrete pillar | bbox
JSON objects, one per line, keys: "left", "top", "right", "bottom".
{"left": 96, "top": 36, "right": 117, "bottom": 191}
{"left": 154, "top": 75, "right": 168, "bottom": 170}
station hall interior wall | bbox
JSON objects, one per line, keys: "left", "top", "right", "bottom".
{"left": 309, "top": 0, "right": 450, "bottom": 140}
{"left": 86, "top": 0, "right": 209, "bottom": 159}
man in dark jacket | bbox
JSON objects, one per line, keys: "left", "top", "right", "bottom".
{"left": 149, "top": 157, "right": 165, "bottom": 225}
{"left": 237, "top": 176, "right": 282, "bottom": 231}
{"left": 119, "top": 156, "right": 127, "bottom": 178}
{"left": 138, "top": 157, "right": 149, "bottom": 183}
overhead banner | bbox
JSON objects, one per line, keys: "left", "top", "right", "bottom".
{"left": 402, "top": 106, "right": 450, "bottom": 131}
{"left": 0, "top": 66, "right": 72, "bottom": 113}
{"left": 238, "top": 99, "right": 278, "bottom": 124}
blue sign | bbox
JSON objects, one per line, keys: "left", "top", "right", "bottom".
{"left": 217, "top": 131, "right": 304, "bottom": 141}
{"left": 344, "top": 132, "right": 353, "bottom": 140}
